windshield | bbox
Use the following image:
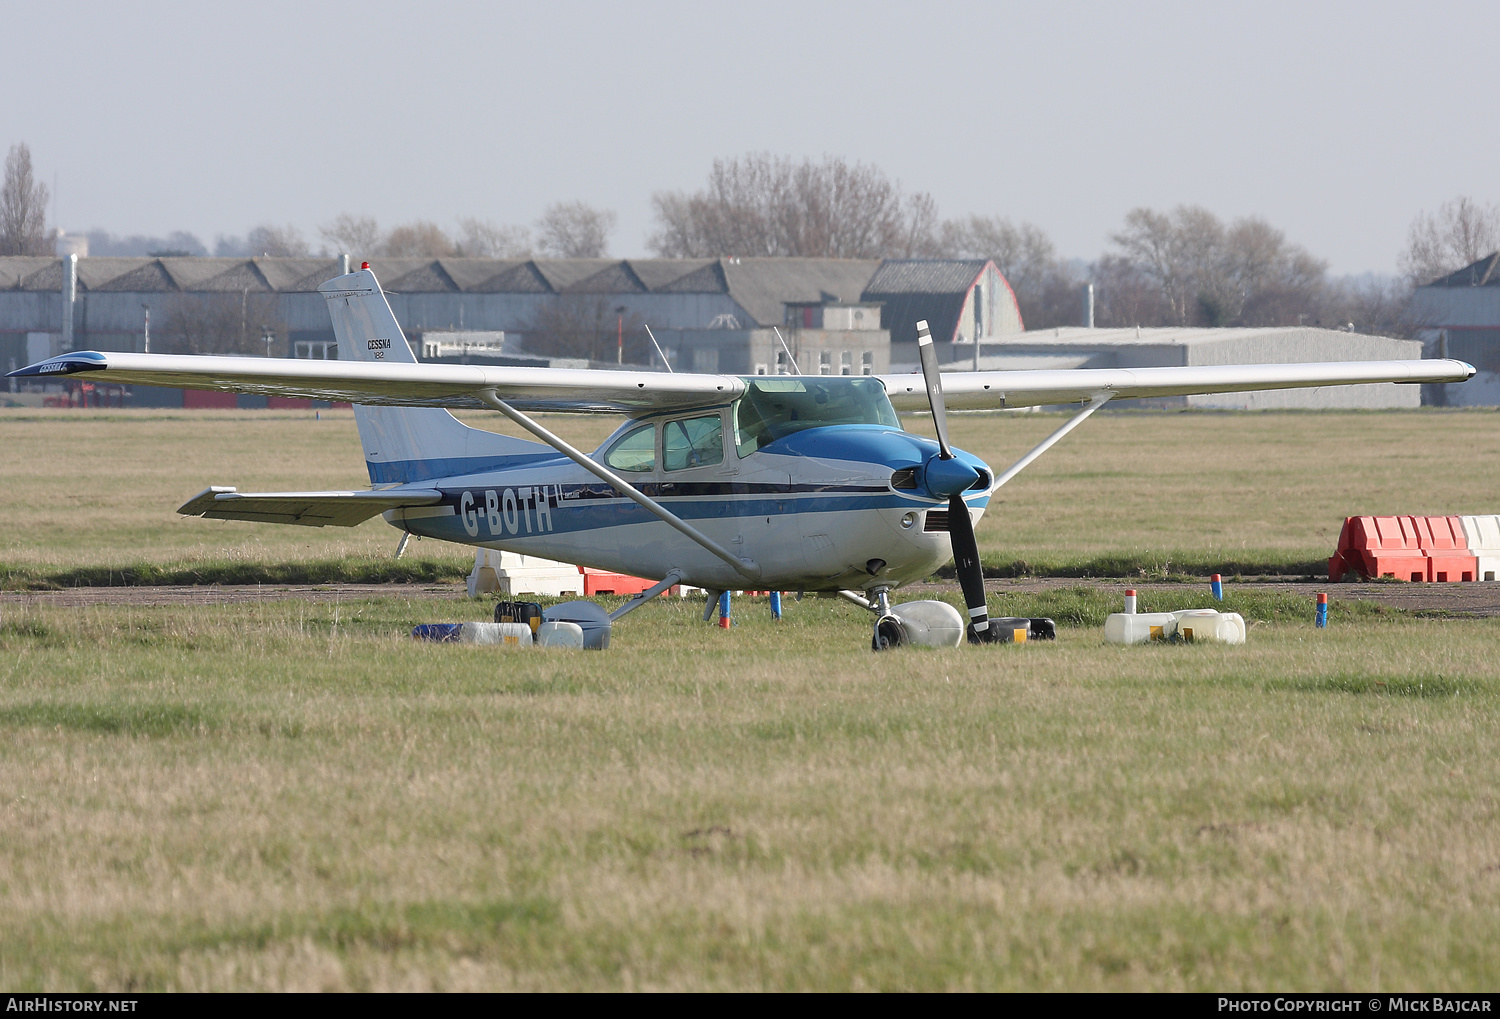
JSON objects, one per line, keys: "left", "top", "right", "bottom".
{"left": 733, "top": 377, "right": 899, "bottom": 457}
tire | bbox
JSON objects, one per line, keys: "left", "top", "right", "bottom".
{"left": 872, "top": 615, "right": 906, "bottom": 652}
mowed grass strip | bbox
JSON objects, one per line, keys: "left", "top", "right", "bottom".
{"left": 0, "top": 595, "right": 1496, "bottom": 990}
{"left": 3, "top": 407, "right": 1498, "bottom": 583}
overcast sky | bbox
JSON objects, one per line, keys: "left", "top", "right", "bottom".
{"left": 5, "top": 0, "right": 1494, "bottom": 274}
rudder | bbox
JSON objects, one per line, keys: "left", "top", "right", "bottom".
{"left": 318, "top": 267, "right": 550, "bottom": 484}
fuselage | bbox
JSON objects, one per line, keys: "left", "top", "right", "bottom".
{"left": 384, "top": 378, "right": 993, "bottom": 592}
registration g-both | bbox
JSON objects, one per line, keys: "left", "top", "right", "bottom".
{"left": 10, "top": 265, "right": 1474, "bottom": 649}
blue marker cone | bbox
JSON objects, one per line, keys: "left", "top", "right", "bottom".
{"left": 770, "top": 591, "right": 783, "bottom": 620}
{"left": 718, "top": 590, "right": 731, "bottom": 629}
{"left": 1211, "top": 573, "right": 1223, "bottom": 600}
{"left": 1315, "top": 593, "right": 1328, "bottom": 628}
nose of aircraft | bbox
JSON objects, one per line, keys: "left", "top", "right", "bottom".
{"left": 919, "top": 453, "right": 980, "bottom": 499}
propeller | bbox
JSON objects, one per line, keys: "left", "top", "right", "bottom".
{"left": 915, "top": 320, "right": 993, "bottom": 644}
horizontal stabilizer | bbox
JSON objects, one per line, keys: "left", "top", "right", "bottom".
{"left": 177, "top": 486, "right": 443, "bottom": 527}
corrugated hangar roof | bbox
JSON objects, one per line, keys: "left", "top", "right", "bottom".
{"left": 1424, "top": 251, "right": 1500, "bottom": 288}
{"left": 0, "top": 255, "right": 1010, "bottom": 330}
{"left": 865, "top": 260, "right": 993, "bottom": 347}
{"left": 863, "top": 259, "right": 989, "bottom": 294}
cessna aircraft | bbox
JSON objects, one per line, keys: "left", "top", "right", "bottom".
{"left": 8, "top": 265, "right": 1475, "bottom": 648}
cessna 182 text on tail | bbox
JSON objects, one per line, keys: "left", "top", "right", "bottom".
{"left": 9, "top": 265, "right": 1475, "bottom": 649}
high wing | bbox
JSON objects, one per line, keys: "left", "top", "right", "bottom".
{"left": 12, "top": 351, "right": 1474, "bottom": 414}
{"left": 879, "top": 359, "right": 1475, "bottom": 411}
{"left": 177, "top": 486, "right": 443, "bottom": 527}
{"left": 9, "top": 350, "right": 743, "bottom": 413}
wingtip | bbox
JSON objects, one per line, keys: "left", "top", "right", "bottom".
{"left": 6, "top": 351, "right": 108, "bottom": 378}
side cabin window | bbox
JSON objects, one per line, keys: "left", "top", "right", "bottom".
{"left": 603, "top": 422, "right": 656, "bottom": 473}
{"left": 732, "top": 377, "right": 900, "bottom": 457}
{"left": 663, "top": 413, "right": 724, "bottom": 471}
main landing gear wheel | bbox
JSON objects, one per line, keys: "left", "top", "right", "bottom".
{"left": 872, "top": 615, "right": 905, "bottom": 651}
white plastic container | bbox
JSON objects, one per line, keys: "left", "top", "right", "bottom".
{"left": 889, "top": 600, "right": 965, "bottom": 648}
{"left": 1170, "top": 609, "right": 1246, "bottom": 645}
{"left": 1104, "top": 612, "right": 1177, "bottom": 645}
{"left": 459, "top": 621, "right": 534, "bottom": 646}
{"left": 537, "top": 620, "right": 585, "bottom": 648}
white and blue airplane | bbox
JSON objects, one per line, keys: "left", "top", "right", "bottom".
{"left": 8, "top": 265, "right": 1475, "bottom": 648}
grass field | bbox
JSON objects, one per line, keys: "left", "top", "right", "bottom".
{"left": 3, "top": 406, "right": 1498, "bottom": 583}
{"left": 1, "top": 406, "right": 1498, "bottom": 990}
{"left": 0, "top": 591, "right": 1496, "bottom": 991}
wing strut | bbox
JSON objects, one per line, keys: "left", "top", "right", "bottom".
{"left": 608, "top": 571, "right": 685, "bottom": 622}
{"left": 476, "top": 391, "right": 760, "bottom": 582}
{"left": 991, "top": 391, "right": 1114, "bottom": 491}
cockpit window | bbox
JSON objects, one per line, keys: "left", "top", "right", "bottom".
{"left": 732, "top": 377, "right": 899, "bottom": 457}
{"left": 603, "top": 422, "right": 656, "bottom": 472}
{"left": 664, "top": 413, "right": 724, "bottom": 471}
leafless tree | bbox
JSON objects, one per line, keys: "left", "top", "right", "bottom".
{"left": 245, "top": 224, "right": 310, "bottom": 257}
{"left": 1109, "top": 206, "right": 1203, "bottom": 325}
{"left": 1, "top": 143, "right": 50, "bottom": 256}
{"left": 382, "top": 221, "right": 455, "bottom": 257}
{"left": 1106, "top": 205, "right": 1327, "bottom": 327}
{"left": 455, "top": 216, "right": 532, "bottom": 258}
{"left": 941, "top": 216, "right": 1056, "bottom": 291}
{"left": 85, "top": 228, "right": 207, "bottom": 256}
{"left": 1399, "top": 196, "right": 1500, "bottom": 286}
{"left": 536, "top": 202, "right": 615, "bottom": 258}
{"left": 1091, "top": 253, "right": 1171, "bottom": 328}
{"left": 318, "top": 213, "right": 382, "bottom": 259}
{"left": 648, "top": 154, "right": 937, "bottom": 259}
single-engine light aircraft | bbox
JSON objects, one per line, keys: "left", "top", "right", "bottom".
{"left": 9, "top": 266, "right": 1475, "bottom": 649}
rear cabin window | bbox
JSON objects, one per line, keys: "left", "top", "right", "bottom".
{"left": 603, "top": 422, "right": 656, "bottom": 472}
{"left": 663, "top": 413, "right": 724, "bottom": 471}
{"left": 732, "top": 377, "right": 899, "bottom": 457}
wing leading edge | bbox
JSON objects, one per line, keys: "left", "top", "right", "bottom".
{"left": 7, "top": 351, "right": 744, "bottom": 414}
{"left": 9, "top": 353, "right": 1475, "bottom": 414}
{"left": 878, "top": 359, "right": 1476, "bottom": 411}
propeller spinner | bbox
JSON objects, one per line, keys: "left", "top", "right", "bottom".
{"left": 915, "top": 320, "right": 994, "bottom": 644}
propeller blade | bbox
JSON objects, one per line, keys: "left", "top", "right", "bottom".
{"left": 947, "top": 492, "right": 993, "bottom": 643}
{"left": 915, "top": 320, "right": 953, "bottom": 459}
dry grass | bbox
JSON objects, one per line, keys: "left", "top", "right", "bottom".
{"left": 0, "top": 594, "right": 1496, "bottom": 990}
{"left": 2, "top": 406, "right": 1499, "bottom": 989}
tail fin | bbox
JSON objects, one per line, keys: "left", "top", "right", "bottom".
{"left": 318, "top": 267, "right": 550, "bottom": 485}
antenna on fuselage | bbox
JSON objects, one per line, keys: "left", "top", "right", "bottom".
{"left": 643, "top": 323, "right": 674, "bottom": 373}
{"left": 772, "top": 326, "right": 800, "bottom": 375}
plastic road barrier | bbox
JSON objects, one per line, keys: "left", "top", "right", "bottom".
{"left": 1329, "top": 515, "right": 1477, "bottom": 582}
{"left": 1460, "top": 515, "right": 1500, "bottom": 582}
{"left": 581, "top": 568, "right": 664, "bottom": 597}
{"left": 1416, "top": 516, "right": 1477, "bottom": 583}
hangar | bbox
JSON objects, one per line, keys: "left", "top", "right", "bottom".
{"left": 1406, "top": 251, "right": 1500, "bottom": 406}
{"left": 0, "top": 253, "right": 1443, "bottom": 410}
{"left": 0, "top": 255, "right": 1025, "bottom": 385}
